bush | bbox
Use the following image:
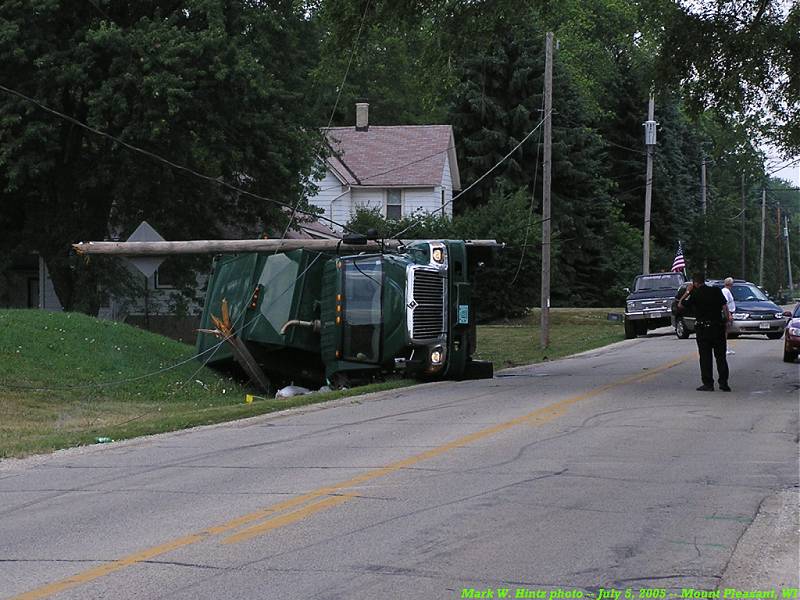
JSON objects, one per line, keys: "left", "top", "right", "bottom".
{"left": 345, "top": 187, "right": 540, "bottom": 319}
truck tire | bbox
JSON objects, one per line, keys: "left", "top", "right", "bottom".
{"left": 624, "top": 318, "right": 637, "bottom": 339}
{"left": 767, "top": 331, "right": 783, "bottom": 340}
{"left": 675, "top": 318, "right": 690, "bottom": 339}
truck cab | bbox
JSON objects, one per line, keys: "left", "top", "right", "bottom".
{"left": 196, "top": 240, "right": 493, "bottom": 389}
{"left": 623, "top": 272, "right": 686, "bottom": 339}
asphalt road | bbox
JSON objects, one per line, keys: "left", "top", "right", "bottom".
{"left": 1, "top": 330, "right": 798, "bottom": 600}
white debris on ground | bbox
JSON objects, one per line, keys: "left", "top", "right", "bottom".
{"left": 275, "top": 385, "right": 311, "bottom": 399}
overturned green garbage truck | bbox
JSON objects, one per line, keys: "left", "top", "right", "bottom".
{"left": 73, "top": 235, "right": 500, "bottom": 390}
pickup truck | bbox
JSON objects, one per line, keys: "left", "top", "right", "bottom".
{"left": 623, "top": 272, "right": 686, "bottom": 339}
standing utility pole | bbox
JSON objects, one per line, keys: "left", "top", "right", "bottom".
{"left": 785, "top": 215, "right": 794, "bottom": 291}
{"left": 740, "top": 173, "right": 746, "bottom": 278}
{"left": 540, "top": 32, "right": 553, "bottom": 348}
{"left": 701, "top": 159, "right": 708, "bottom": 272}
{"left": 642, "top": 96, "right": 656, "bottom": 275}
{"left": 759, "top": 187, "right": 766, "bottom": 286}
{"left": 701, "top": 160, "right": 707, "bottom": 215}
{"left": 777, "top": 205, "right": 784, "bottom": 291}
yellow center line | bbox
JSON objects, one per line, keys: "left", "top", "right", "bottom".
{"left": 13, "top": 351, "right": 694, "bottom": 600}
{"left": 221, "top": 493, "right": 355, "bottom": 545}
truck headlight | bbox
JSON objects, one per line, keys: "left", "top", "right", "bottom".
{"left": 430, "top": 347, "right": 443, "bottom": 364}
{"left": 775, "top": 312, "right": 785, "bottom": 319}
{"left": 732, "top": 312, "right": 749, "bottom": 320}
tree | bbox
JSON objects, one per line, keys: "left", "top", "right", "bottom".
{"left": 0, "top": 0, "right": 319, "bottom": 313}
{"left": 646, "top": 0, "right": 800, "bottom": 155}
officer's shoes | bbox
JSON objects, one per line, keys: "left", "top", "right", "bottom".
{"left": 696, "top": 385, "right": 714, "bottom": 391}
{"left": 719, "top": 384, "right": 732, "bottom": 392}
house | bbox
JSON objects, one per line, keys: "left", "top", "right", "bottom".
{"left": 307, "top": 103, "right": 462, "bottom": 230}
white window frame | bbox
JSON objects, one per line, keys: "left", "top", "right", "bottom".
{"left": 154, "top": 268, "right": 177, "bottom": 290}
{"left": 385, "top": 188, "right": 403, "bottom": 220}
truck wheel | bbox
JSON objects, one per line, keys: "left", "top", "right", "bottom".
{"left": 784, "top": 349, "right": 798, "bottom": 363}
{"left": 635, "top": 321, "right": 648, "bottom": 336}
{"left": 330, "top": 372, "right": 351, "bottom": 389}
{"left": 675, "top": 318, "right": 690, "bottom": 339}
{"left": 624, "top": 319, "right": 637, "bottom": 339}
{"left": 767, "top": 331, "right": 784, "bottom": 340}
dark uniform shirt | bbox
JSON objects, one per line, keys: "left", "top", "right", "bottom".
{"left": 683, "top": 285, "right": 727, "bottom": 324}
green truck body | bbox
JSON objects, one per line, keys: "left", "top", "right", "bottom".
{"left": 196, "top": 240, "right": 492, "bottom": 388}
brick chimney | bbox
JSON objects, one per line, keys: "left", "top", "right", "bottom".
{"left": 355, "top": 102, "right": 369, "bottom": 131}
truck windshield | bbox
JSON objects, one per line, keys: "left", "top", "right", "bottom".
{"left": 634, "top": 273, "right": 683, "bottom": 291}
{"left": 342, "top": 258, "right": 383, "bottom": 363}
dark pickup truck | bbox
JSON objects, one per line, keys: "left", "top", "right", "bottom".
{"left": 623, "top": 272, "right": 686, "bottom": 339}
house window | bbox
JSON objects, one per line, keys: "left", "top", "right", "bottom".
{"left": 154, "top": 260, "right": 180, "bottom": 289}
{"left": 386, "top": 189, "right": 402, "bottom": 220}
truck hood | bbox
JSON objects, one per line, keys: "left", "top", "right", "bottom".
{"left": 626, "top": 288, "right": 679, "bottom": 302}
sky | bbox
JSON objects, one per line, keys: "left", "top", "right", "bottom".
{"left": 767, "top": 157, "right": 800, "bottom": 187}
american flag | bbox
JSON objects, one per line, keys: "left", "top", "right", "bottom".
{"left": 671, "top": 242, "right": 686, "bottom": 272}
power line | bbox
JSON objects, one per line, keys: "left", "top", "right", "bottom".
{"left": 391, "top": 112, "right": 551, "bottom": 239}
{"left": 511, "top": 90, "right": 546, "bottom": 286}
{"left": 766, "top": 157, "right": 800, "bottom": 176}
{"left": 0, "top": 83, "right": 354, "bottom": 233}
{"left": 284, "top": 0, "right": 373, "bottom": 239}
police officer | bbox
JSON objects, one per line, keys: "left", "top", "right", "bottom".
{"left": 679, "top": 273, "right": 731, "bottom": 391}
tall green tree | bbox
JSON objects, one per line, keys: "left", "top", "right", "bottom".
{"left": 448, "top": 14, "right": 617, "bottom": 305}
{"left": 0, "top": 0, "right": 319, "bottom": 313}
{"left": 646, "top": 0, "right": 800, "bottom": 155}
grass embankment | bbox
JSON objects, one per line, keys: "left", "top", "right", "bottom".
{"left": 1, "top": 307, "right": 624, "bottom": 458}
{"left": 474, "top": 308, "right": 625, "bottom": 369}
{"left": 0, "top": 310, "right": 408, "bottom": 458}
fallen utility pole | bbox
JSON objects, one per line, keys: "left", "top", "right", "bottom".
{"left": 73, "top": 238, "right": 503, "bottom": 256}
{"left": 540, "top": 31, "right": 553, "bottom": 349}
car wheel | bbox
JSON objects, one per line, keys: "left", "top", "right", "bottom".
{"left": 783, "top": 349, "right": 798, "bottom": 363}
{"left": 624, "top": 319, "right": 637, "bottom": 339}
{"left": 766, "top": 331, "right": 783, "bottom": 340}
{"left": 675, "top": 318, "right": 690, "bottom": 339}
{"left": 728, "top": 333, "right": 739, "bottom": 339}
{"left": 635, "top": 321, "right": 648, "bottom": 336}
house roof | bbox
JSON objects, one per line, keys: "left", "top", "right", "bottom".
{"left": 323, "top": 125, "right": 461, "bottom": 190}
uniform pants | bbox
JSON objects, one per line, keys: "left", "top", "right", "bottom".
{"left": 695, "top": 325, "right": 729, "bottom": 386}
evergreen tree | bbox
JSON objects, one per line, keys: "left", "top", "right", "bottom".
{"left": 0, "top": 0, "right": 319, "bottom": 313}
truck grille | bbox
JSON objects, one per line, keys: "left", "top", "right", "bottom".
{"left": 411, "top": 269, "right": 446, "bottom": 340}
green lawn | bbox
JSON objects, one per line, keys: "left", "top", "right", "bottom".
{"left": 474, "top": 308, "right": 625, "bottom": 369}
{"left": 0, "top": 307, "right": 624, "bottom": 458}
{"left": 0, "top": 310, "right": 409, "bottom": 458}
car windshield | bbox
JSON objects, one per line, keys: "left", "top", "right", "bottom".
{"left": 342, "top": 257, "right": 383, "bottom": 363}
{"left": 731, "top": 284, "right": 768, "bottom": 302}
{"left": 635, "top": 273, "right": 683, "bottom": 291}
{"left": 794, "top": 304, "right": 800, "bottom": 318}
